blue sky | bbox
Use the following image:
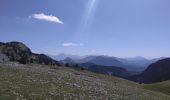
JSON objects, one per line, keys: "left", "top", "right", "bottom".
{"left": 0, "top": 0, "right": 170, "bottom": 58}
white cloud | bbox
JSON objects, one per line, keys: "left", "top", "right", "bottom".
{"left": 62, "top": 43, "right": 84, "bottom": 47}
{"left": 29, "top": 13, "right": 63, "bottom": 24}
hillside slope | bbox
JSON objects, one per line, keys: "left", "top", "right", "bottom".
{"left": 143, "top": 80, "right": 170, "bottom": 95}
{"left": 130, "top": 58, "right": 170, "bottom": 83}
{"left": 87, "top": 64, "right": 130, "bottom": 78}
{"left": 141, "top": 58, "right": 170, "bottom": 83}
{"left": 0, "top": 63, "right": 170, "bottom": 100}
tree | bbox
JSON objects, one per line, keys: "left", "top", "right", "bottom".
{"left": 80, "top": 67, "right": 85, "bottom": 70}
{"left": 30, "top": 58, "right": 34, "bottom": 63}
{"left": 2, "top": 58, "right": 5, "bottom": 63}
{"left": 75, "top": 64, "right": 79, "bottom": 68}
{"left": 65, "top": 63, "right": 69, "bottom": 67}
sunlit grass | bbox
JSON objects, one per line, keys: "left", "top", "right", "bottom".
{"left": 0, "top": 64, "right": 170, "bottom": 100}
{"left": 143, "top": 81, "right": 170, "bottom": 95}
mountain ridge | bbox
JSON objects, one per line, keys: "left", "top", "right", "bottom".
{"left": 0, "top": 41, "right": 61, "bottom": 66}
{"left": 60, "top": 55, "right": 162, "bottom": 73}
{"left": 130, "top": 58, "right": 170, "bottom": 83}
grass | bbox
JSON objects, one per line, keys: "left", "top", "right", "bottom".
{"left": 0, "top": 63, "right": 170, "bottom": 100}
{"left": 143, "top": 80, "right": 170, "bottom": 95}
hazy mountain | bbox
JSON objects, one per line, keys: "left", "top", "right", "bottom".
{"left": 124, "top": 56, "right": 148, "bottom": 61}
{"left": 86, "top": 56, "right": 125, "bottom": 67}
{"left": 61, "top": 57, "right": 75, "bottom": 64}
{"left": 0, "top": 42, "right": 61, "bottom": 66}
{"left": 49, "top": 53, "right": 85, "bottom": 60}
{"left": 60, "top": 54, "right": 166, "bottom": 75}
{"left": 68, "top": 55, "right": 125, "bottom": 66}
{"left": 130, "top": 58, "right": 170, "bottom": 83}
{"left": 117, "top": 58, "right": 153, "bottom": 72}
{"left": 62, "top": 55, "right": 153, "bottom": 73}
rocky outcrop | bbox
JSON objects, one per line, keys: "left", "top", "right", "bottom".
{"left": 0, "top": 42, "right": 61, "bottom": 66}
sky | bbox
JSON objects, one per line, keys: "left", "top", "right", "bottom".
{"left": 0, "top": 0, "right": 170, "bottom": 58}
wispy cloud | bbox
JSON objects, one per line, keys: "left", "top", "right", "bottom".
{"left": 29, "top": 13, "right": 63, "bottom": 24}
{"left": 62, "top": 43, "right": 84, "bottom": 47}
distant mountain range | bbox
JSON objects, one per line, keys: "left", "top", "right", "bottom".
{"left": 44, "top": 51, "right": 170, "bottom": 82}
{"left": 53, "top": 54, "right": 164, "bottom": 74}
{"left": 64, "top": 62, "right": 130, "bottom": 78}
{"left": 59, "top": 56, "right": 154, "bottom": 77}
{"left": 0, "top": 42, "right": 61, "bottom": 66}
{"left": 48, "top": 53, "right": 85, "bottom": 60}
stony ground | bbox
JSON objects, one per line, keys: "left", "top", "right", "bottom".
{"left": 0, "top": 62, "right": 170, "bottom": 100}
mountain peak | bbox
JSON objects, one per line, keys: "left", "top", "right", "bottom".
{"left": 6, "top": 41, "right": 32, "bottom": 53}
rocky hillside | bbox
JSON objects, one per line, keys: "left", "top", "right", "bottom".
{"left": 0, "top": 42, "right": 61, "bottom": 66}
